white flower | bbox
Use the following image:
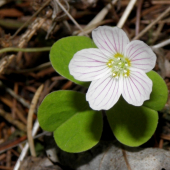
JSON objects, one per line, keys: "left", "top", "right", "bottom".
{"left": 69, "top": 26, "right": 156, "bottom": 111}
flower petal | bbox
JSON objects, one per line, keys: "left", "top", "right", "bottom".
{"left": 125, "top": 40, "right": 156, "bottom": 72}
{"left": 69, "top": 48, "right": 111, "bottom": 81}
{"left": 92, "top": 26, "right": 130, "bottom": 55}
{"left": 86, "top": 75, "right": 123, "bottom": 110}
{"left": 122, "top": 68, "right": 152, "bottom": 106}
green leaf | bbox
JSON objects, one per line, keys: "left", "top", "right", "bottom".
{"left": 144, "top": 71, "right": 168, "bottom": 111}
{"left": 106, "top": 97, "right": 158, "bottom": 147}
{"left": 54, "top": 109, "right": 102, "bottom": 153}
{"left": 50, "top": 36, "right": 97, "bottom": 87}
{"left": 38, "top": 90, "right": 103, "bottom": 153}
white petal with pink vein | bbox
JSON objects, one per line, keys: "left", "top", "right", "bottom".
{"left": 69, "top": 26, "right": 156, "bottom": 110}
{"left": 122, "top": 68, "right": 152, "bottom": 106}
{"left": 125, "top": 40, "right": 156, "bottom": 72}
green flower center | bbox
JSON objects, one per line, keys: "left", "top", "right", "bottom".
{"left": 106, "top": 53, "right": 131, "bottom": 78}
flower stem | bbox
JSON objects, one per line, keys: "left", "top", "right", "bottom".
{"left": 0, "top": 47, "right": 51, "bottom": 54}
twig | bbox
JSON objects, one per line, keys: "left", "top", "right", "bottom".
{"left": 10, "top": 0, "right": 51, "bottom": 39}
{"left": 152, "top": 22, "right": 164, "bottom": 44}
{"left": 18, "top": 18, "right": 46, "bottom": 48}
{"left": 27, "top": 84, "right": 44, "bottom": 157}
{"left": 0, "top": 166, "right": 13, "bottom": 170}
{"left": 160, "top": 134, "right": 170, "bottom": 141}
{"left": 117, "top": 0, "right": 137, "bottom": 28}
{"left": 12, "top": 62, "right": 51, "bottom": 74}
{"left": 0, "top": 0, "right": 6, "bottom": 7}
{"left": 84, "top": 0, "right": 118, "bottom": 30}
{"left": 0, "top": 131, "right": 49, "bottom": 154}
{"left": 152, "top": 0, "right": 170, "bottom": 4}
{"left": 76, "top": 19, "right": 115, "bottom": 36}
{"left": 130, "top": 5, "right": 161, "bottom": 23}
{"left": 133, "top": 6, "right": 170, "bottom": 40}
{"left": 152, "top": 39, "right": 170, "bottom": 49}
{"left": 122, "top": 0, "right": 170, "bottom": 5}
{"left": 122, "top": 149, "right": 132, "bottom": 170}
{"left": 0, "top": 17, "right": 46, "bottom": 74}
{"left": 12, "top": 83, "right": 18, "bottom": 118}
{"left": 51, "top": 76, "right": 66, "bottom": 81}
{"left": 0, "top": 47, "right": 51, "bottom": 54}
{"left": 13, "top": 120, "right": 40, "bottom": 170}
{"left": 6, "top": 150, "right": 11, "bottom": 167}
{"left": 0, "top": 97, "right": 27, "bottom": 124}
{"left": 159, "top": 139, "right": 164, "bottom": 148}
{"left": 0, "top": 109, "right": 26, "bottom": 132}
{"left": 5, "top": 86, "right": 30, "bottom": 109}
{"left": 99, "top": 145, "right": 112, "bottom": 170}
{"left": 56, "top": 0, "right": 88, "bottom": 36}
{"left": 135, "top": 0, "right": 143, "bottom": 36}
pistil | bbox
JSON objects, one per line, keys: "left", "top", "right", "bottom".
{"left": 106, "top": 54, "right": 131, "bottom": 78}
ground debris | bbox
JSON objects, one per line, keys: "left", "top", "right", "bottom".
{"left": 19, "top": 156, "right": 62, "bottom": 170}
{"left": 0, "top": 0, "right": 170, "bottom": 169}
{"left": 77, "top": 144, "right": 170, "bottom": 170}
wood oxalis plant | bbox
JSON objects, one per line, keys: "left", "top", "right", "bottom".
{"left": 38, "top": 26, "right": 168, "bottom": 153}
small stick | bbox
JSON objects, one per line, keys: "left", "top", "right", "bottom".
{"left": 0, "top": 154, "right": 6, "bottom": 161}
{"left": 77, "top": 19, "right": 115, "bottom": 36}
{"left": 0, "top": 97, "right": 27, "bottom": 124}
{"left": 12, "top": 83, "right": 18, "bottom": 118}
{"left": 5, "top": 87, "right": 30, "bottom": 109}
{"left": 0, "top": 0, "right": 6, "bottom": 7}
{"left": 0, "top": 17, "right": 46, "bottom": 74}
{"left": 11, "top": 149, "right": 20, "bottom": 157}
{"left": 0, "top": 131, "right": 49, "bottom": 154}
{"left": 152, "top": 38, "right": 170, "bottom": 49}
{"left": 122, "top": 0, "right": 170, "bottom": 5}
{"left": 12, "top": 62, "right": 51, "bottom": 74}
{"left": 56, "top": 0, "right": 88, "bottom": 36}
{"left": 152, "top": 1, "right": 170, "bottom": 4}
{"left": 85, "top": 0, "right": 118, "bottom": 30}
{"left": 133, "top": 6, "right": 170, "bottom": 40}
{"left": 0, "top": 47, "right": 51, "bottom": 54}
{"left": 0, "top": 166, "right": 13, "bottom": 170}
{"left": 160, "top": 134, "right": 170, "bottom": 140}
{"left": 0, "top": 109, "right": 26, "bottom": 132}
{"left": 117, "top": 0, "right": 137, "bottom": 28}
{"left": 6, "top": 150, "right": 11, "bottom": 167}
{"left": 135, "top": 0, "right": 143, "bottom": 36}
{"left": 10, "top": 0, "right": 51, "bottom": 39}
{"left": 152, "top": 22, "right": 164, "bottom": 44}
{"left": 159, "top": 139, "right": 164, "bottom": 148}
{"left": 13, "top": 120, "right": 40, "bottom": 170}
{"left": 27, "top": 84, "right": 44, "bottom": 157}
{"left": 122, "top": 149, "right": 132, "bottom": 170}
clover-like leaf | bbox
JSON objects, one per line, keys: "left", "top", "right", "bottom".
{"left": 50, "top": 36, "right": 97, "bottom": 88}
{"left": 144, "top": 71, "right": 168, "bottom": 111}
{"left": 38, "top": 90, "right": 102, "bottom": 153}
{"left": 106, "top": 97, "right": 158, "bottom": 147}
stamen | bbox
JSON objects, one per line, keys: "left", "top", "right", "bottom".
{"left": 107, "top": 53, "right": 131, "bottom": 78}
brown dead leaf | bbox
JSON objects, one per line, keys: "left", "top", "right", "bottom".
{"left": 0, "top": 8, "right": 23, "bottom": 18}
